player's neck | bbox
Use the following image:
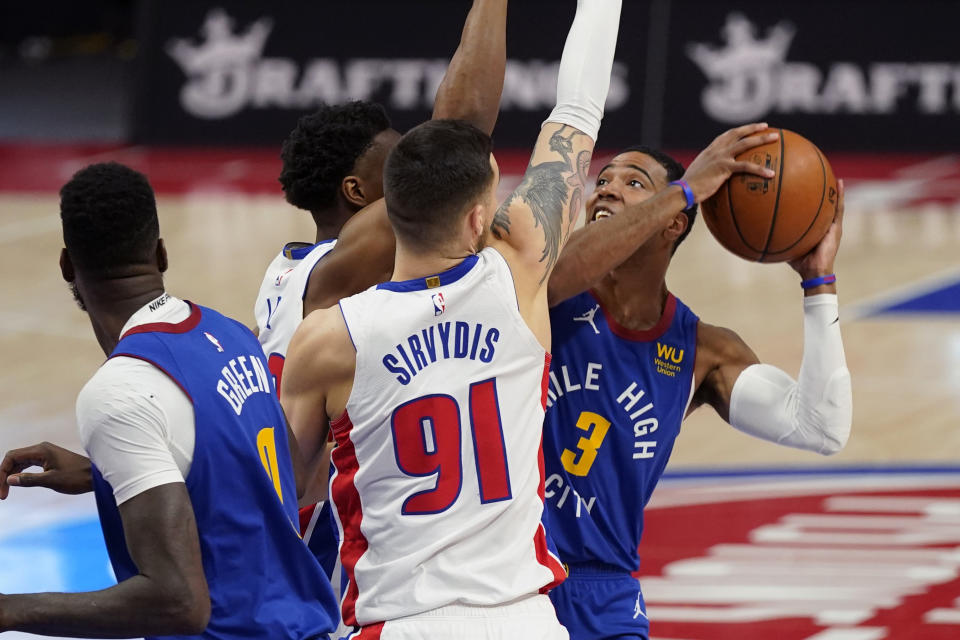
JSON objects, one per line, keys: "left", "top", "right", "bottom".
{"left": 391, "top": 241, "right": 473, "bottom": 283}
{"left": 81, "top": 275, "right": 166, "bottom": 356}
{"left": 595, "top": 252, "right": 671, "bottom": 330}
{"left": 311, "top": 207, "right": 354, "bottom": 243}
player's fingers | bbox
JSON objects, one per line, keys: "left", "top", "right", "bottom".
{"left": 728, "top": 122, "right": 769, "bottom": 141}
{"left": 731, "top": 161, "right": 775, "bottom": 179}
{"left": 730, "top": 131, "right": 779, "bottom": 157}
{"left": 0, "top": 448, "right": 48, "bottom": 479}
{"left": 7, "top": 471, "right": 54, "bottom": 489}
{"left": 836, "top": 179, "right": 846, "bottom": 221}
{"left": 2, "top": 445, "right": 50, "bottom": 469}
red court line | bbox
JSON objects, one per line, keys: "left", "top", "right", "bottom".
{"left": 0, "top": 143, "right": 954, "bottom": 196}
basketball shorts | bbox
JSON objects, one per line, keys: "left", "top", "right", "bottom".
{"left": 342, "top": 594, "right": 568, "bottom": 640}
{"left": 303, "top": 500, "right": 340, "bottom": 578}
{"left": 549, "top": 563, "right": 648, "bottom": 640}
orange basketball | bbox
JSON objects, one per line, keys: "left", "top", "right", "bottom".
{"left": 700, "top": 129, "right": 839, "bottom": 263}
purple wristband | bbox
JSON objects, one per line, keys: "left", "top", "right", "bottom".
{"left": 669, "top": 180, "right": 696, "bottom": 210}
{"left": 800, "top": 274, "right": 837, "bottom": 289}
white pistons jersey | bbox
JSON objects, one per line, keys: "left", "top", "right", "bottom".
{"left": 254, "top": 240, "right": 336, "bottom": 390}
{"left": 332, "top": 247, "right": 566, "bottom": 627}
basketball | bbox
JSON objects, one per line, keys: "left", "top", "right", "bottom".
{"left": 700, "top": 129, "right": 839, "bottom": 263}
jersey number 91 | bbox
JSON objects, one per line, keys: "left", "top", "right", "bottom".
{"left": 391, "top": 378, "right": 512, "bottom": 515}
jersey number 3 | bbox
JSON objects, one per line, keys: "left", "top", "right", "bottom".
{"left": 561, "top": 411, "right": 611, "bottom": 477}
{"left": 391, "top": 378, "right": 511, "bottom": 515}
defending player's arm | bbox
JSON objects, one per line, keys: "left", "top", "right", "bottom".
{"left": 303, "top": 0, "right": 509, "bottom": 316}
{"left": 489, "top": 0, "right": 621, "bottom": 303}
{"left": 281, "top": 307, "right": 355, "bottom": 506}
{"left": 0, "top": 483, "right": 211, "bottom": 636}
{"left": 548, "top": 124, "right": 779, "bottom": 307}
{"left": 690, "top": 182, "right": 852, "bottom": 455}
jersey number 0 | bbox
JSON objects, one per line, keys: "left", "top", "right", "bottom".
{"left": 391, "top": 378, "right": 512, "bottom": 515}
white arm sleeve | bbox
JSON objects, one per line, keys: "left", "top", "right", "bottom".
{"left": 544, "top": 0, "right": 622, "bottom": 141}
{"left": 728, "top": 293, "right": 852, "bottom": 455}
{"left": 77, "top": 357, "right": 196, "bottom": 504}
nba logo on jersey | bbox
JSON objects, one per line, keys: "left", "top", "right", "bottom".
{"left": 432, "top": 292, "right": 445, "bottom": 316}
{"left": 274, "top": 268, "right": 294, "bottom": 287}
{"left": 204, "top": 331, "right": 224, "bottom": 352}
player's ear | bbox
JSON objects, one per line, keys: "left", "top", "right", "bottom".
{"left": 470, "top": 204, "right": 485, "bottom": 239}
{"left": 59, "top": 248, "right": 74, "bottom": 283}
{"left": 156, "top": 239, "right": 168, "bottom": 273}
{"left": 663, "top": 211, "right": 688, "bottom": 243}
{"left": 341, "top": 176, "right": 367, "bottom": 209}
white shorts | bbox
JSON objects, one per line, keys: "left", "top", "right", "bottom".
{"left": 345, "top": 594, "right": 569, "bottom": 640}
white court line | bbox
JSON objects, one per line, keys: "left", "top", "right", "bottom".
{"left": 804, "top": 628, "right": 888, "bottom": 640}
{"left": 841, "top": 264, "right": 960, "bottom": 322}
{"left": 0, "top": 490, "right": 98, "bottom": 540}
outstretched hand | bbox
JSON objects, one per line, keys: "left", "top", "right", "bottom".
{"left": 682, "top": 123, "right": 779, "bottom": 204}
{"left": 789, "top": 179, "right": 845, "bottom": 279}
{"left": 0, "top": 442, "right": 92, "bottom": 499}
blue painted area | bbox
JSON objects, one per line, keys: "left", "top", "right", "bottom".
{"left": 0, "top": 516, "right": 115, "bottom": 594}
{"left": 873, "top": 279, "right": 960, "bottom": 314}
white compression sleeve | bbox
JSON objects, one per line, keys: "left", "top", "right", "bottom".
{"left": 728, "top": 294, "right": 852, "bottom": 455}
{"left": 545, "top": 0, "right": 622, "bottom": 142}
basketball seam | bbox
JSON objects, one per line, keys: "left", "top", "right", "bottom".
{"left": 760, "top": 128, "right": 786, "bottom": 260}
{"left": 727, "top": 180, "right": 764, "bottom": 255}
{"left": 764, "top": 149, "right": 828, "bottom": 257}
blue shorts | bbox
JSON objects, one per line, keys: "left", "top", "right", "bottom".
{"left": 549, "top": 563, "right": 648, "bottom": 640}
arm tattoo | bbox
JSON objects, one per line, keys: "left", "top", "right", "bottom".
{"left": 495, "top": 126, "right": 591, "bottom": 283}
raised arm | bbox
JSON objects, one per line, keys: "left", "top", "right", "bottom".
{"left": 691, "top": 182, "right": 852, "bottom": 455}
{"left": 303, "top": 0, "right": 509, "bottom": 316}
{"left": 548, "top": 123, "right": 779, "bottom": 306}
{"left": 489, "top": 0, "right": 621, "bottom": 300}
{"left": 432, "top": 0, "right": 508, "bottom": 134}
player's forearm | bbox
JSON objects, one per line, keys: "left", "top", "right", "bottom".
{"left": 545, "top": 0, "right": 622, "bottom": 142}
{"left": 0, "top": 577, "right": 208, "bottom": 637}
{"left": 432, "top": 0, "right": 507, "bottom": 135}
{"left": 728, "top": 294, "right": 852, "bottom": 455}
{"left": 548, "top": 186, "right": 688, "bottom": 306}
{"left": 796, "top": 293, "right": 851, "bottom": 451}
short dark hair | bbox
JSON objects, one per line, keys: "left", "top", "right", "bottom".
{"left": 279, "top": 101, "right": 392, "bottom": 214}
{"left": 619, "top": 144, "right": 698, "bottom": 253}
{"left": 384, "top": 120, "right": 494, "bottom": 250}
{"left": 60, "top": 162, "right": 159, "bottom": 273}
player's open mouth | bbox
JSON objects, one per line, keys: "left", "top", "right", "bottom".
{"left": 593, "top": 208, "right": 615, "bottom": 220}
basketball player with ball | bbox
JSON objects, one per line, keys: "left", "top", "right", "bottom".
{"left": 543, "top": 126, "right": 853, "bottom": 639}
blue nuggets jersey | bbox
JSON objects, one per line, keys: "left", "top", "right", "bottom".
{"left": 91, "top": 303, "right": 338, "bottom": 640}
{"left": 543, "top": 291, "right": 698, "bottom": 572}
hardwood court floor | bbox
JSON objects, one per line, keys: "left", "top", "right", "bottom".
{"left": 1, "top": 155, "right": 958, "bottom": 469}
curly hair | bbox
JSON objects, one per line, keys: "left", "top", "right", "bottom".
{"left": 60, "top": 162, "right": 159, "bottom": 273}
{"left": 279, "top": 101, "right": 392, "bottom": 214}
{"left": 618, "top": 145, "right": 699, "bottom": 253}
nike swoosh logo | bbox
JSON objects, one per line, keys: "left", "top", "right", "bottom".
{"left": 831, "top": 317, "right": 840, "bottom": 325}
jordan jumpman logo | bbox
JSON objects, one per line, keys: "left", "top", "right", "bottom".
{"left": 574, "top": 305, "right": 601, "bottom": 335}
